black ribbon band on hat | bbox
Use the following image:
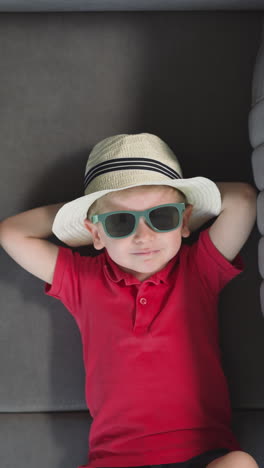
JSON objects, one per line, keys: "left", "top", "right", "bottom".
{"left": 84, "top": 158, "right": 181, "bottom": 190}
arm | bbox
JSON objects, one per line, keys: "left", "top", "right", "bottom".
{"left": 208, "top": 182, "right": 257, "bottom": 262}
{"left": 0, "top": 203, "right": 65, "bottom": 284}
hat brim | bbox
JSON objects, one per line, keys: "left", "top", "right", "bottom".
{"left": 52, "top": 177, "right": 221, "bottom": 247}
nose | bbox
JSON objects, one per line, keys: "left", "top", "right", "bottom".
{"left": 133, "top": 216, "right": 155, "bottom": 241}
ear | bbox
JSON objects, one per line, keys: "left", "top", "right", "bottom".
{"left": 83, "top": 218, "right": 105, "bottom": 250}
{"left": 181, "top": 204, "right": 193, "bottom": 238}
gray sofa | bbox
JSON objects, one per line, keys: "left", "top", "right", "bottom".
{"left": 1, "top": 2, "right": 264, "bottom": 468}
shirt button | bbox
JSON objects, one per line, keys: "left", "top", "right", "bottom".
{"left": 140, "top": 297, "right": 147, "bottom": 305}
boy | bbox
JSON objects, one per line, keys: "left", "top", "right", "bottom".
{"left": 0, "top": 133, "right": 259, "bottom": 468}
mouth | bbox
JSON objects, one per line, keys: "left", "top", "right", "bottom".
{"left": 132, "top": 250, "right": 160, "bottom": 256}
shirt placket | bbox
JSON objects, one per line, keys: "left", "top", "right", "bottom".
{"left": 133, "top": 282, "right": 155, "bottom": 335}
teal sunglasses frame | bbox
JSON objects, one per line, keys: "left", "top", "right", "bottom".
{"left": 91, "top": 202, "right": 186, "bottom": 239}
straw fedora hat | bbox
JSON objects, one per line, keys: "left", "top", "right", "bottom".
{"left": 52, "top": 133, "right": 221, "bottom": 246}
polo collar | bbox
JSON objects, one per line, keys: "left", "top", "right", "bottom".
{"left": 103, "top": 249, "right": 180, "bottom": 286}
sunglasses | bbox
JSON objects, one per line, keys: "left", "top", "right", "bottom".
{"left": 91, "top": 203, "right": 186, "bottom": 239}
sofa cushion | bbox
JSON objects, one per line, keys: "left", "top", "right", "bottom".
{"left": 0, "top": 12, "right": 262, "bottom": 413}
{"left": 0, "top": 0, "right": 264, "bottom": 12}
{"left": 0, "top": 411, "right": 263, "bottom": 468}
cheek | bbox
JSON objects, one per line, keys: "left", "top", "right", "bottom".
{"left": 105, "top": 239, "right": 128, "bottom": 254}
{"left": 104, "top": 239, "right": 133, "bottom": 264}
{"left": 165, "top": 231, "right": 183, "bottom": 249}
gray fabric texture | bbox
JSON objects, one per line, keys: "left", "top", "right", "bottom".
{"left": 257, "top": 192, "right": 264, "bottom": 234}
{"left": 0, "top": 10, "right": 263, "bottom": 468}
{"left": 0, "top": 411, "right": 263, "bottom": 468}
{"left": 0, "top": 412, "right": 92, "bottom": 468}
{"left": 249, "top": 17, "right": 264, "bottom": 314}
{"left": 0, "top": 0, "right": 264, "bottom": 12}
{"left": 252, "top": 146, "right": 264, "bottom": 189}
{"left": 0, "top": 10, "right": 261, "bottom": 412}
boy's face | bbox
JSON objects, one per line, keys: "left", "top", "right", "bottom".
{"left": 84, "top": 186, "right": 193, "bottom": 282}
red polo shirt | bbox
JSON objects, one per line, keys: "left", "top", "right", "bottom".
{"left": 45, "top": 227, "right": 244, "bottom": 468}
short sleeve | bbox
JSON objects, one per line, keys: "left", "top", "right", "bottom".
{"left": 44, "top": 247, "right": 85, "bottom": 328}
{"left": 189, "top": 227, "right": 245, "bottom": 296}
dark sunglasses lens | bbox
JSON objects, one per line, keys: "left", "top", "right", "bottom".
{"left": 149, "top": 206, "right": 180, "bottom": 230}
{"left": 105, "top": 213, "right": 135, "bottom": 237}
